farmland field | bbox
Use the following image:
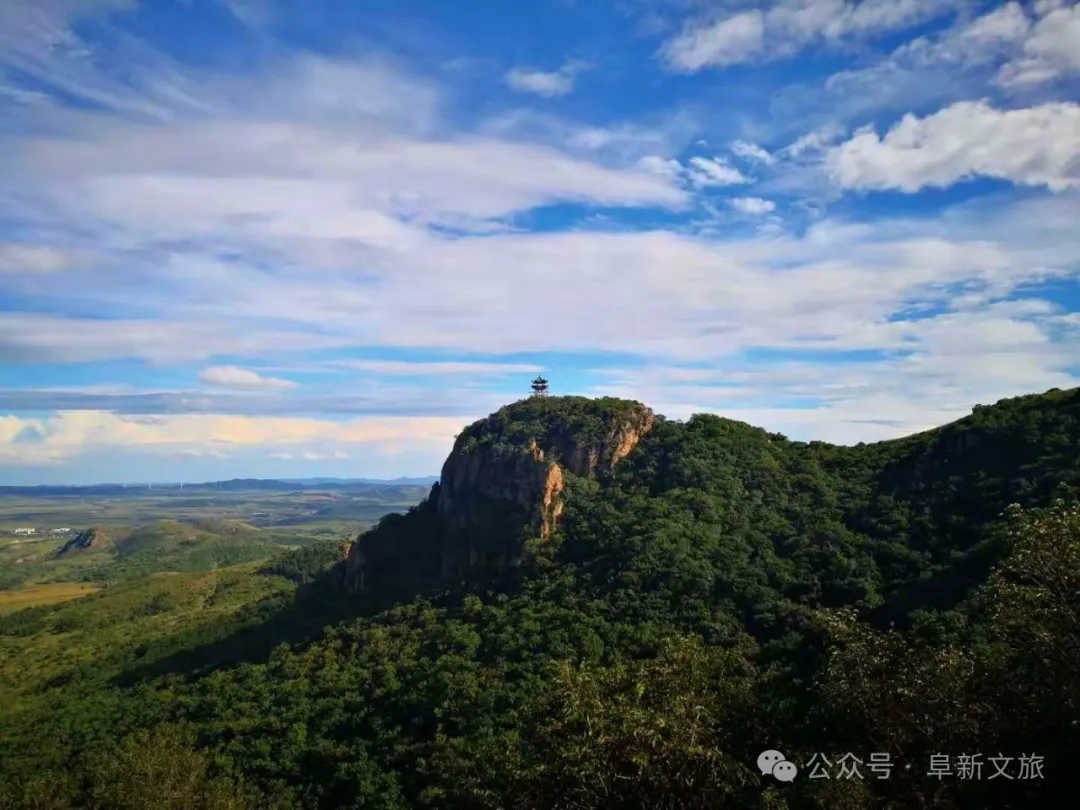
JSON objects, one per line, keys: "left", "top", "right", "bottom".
{"left": 0, "top": 480, "right": 430, "bottom": 593}
{"left": 0, "top": 481, "right": 431, "bottom": 536}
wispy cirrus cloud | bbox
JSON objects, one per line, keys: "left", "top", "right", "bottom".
{"left": 0, "top": 244, "right": 76, "bottom": 273}
{"left": 686, "top": 155, "right": 751, "bottom": 187}
{"left": 10, "top": 117, "right": 685, "bottom": 244}
{"left": 758, "top": 2, "right": 1076, "bottom": 151}
{"left": 0, "top": 0, "right": 195, "bottom": 121}
{"left": 198, "top": 365, "right": 297, "bottom": 390}
{"left": 505, "top": 59, "right": 591, "bottom": 97}
{"left": 0, "top": 313, "right": 353, "bottom": 364}
{"left": 730, "top": 140, "right": 776, "bottom": 166}
{"left": 331, "top": 360, "right": 543, "bottom": 376}
{"left": 0, "top": 385, "right": 506, "bottom": 418}
{"left": 660, "top": 0, "right": 959, "bottom": 73}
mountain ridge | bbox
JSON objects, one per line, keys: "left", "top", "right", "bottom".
{"left": 338, "top": 387, "right": 1080, "bottom": 623}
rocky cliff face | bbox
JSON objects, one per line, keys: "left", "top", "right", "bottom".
{"left": 339, "top": 538, "right": 364, "bottom": 590}
{"left": 340, "top": 397, "right": 655, "bottom": 591}
{"left": 434, "top": 437, "right": 564, "bottom": 580}
{"left": 436, "top": 403, "right": 654, "bottom": 579}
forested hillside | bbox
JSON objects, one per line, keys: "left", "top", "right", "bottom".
{"left": 2, "top": 389, "right": 1079, "bottom": 810}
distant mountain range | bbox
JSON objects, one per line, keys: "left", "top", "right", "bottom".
{"left": 0, "top": 476, "right": 439, "bottom": 496}
{"left": 279, "top": 477, "right": 438, "bottom": 486}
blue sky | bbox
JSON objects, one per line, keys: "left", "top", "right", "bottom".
{"left": 1, "top": 0, "right": 1078, "bottom": 484}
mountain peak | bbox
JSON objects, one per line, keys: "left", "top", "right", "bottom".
{"left": 450, "top": 395, "right": 655, "bottom": 475}
{"left": 341, "top": 396, "right": 655, "bottom": 592}
{"left": 438, "top": 396, "right": 655, "bottom": 579}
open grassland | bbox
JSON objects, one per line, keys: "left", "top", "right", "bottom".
{"left": 0, "top": 582, "right": 101, "bottom": 614}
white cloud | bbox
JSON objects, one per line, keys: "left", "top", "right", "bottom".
{"left": 0, "top": 313, "right": 351, "bottom": 363}
{"left": 222, "top": 0, "right": 276, "bottom": 28}
{"left": 660, "top": 0, "right": 957, "bottom": 72}
{"left": 312, "top": 193, "right": 1077, "bottom": 363}
{"left": 505, "top": 60, "right": 590, "bottom": 97}
{"left": 959, "top": 1, "right": 1032, "bottom": 47}
{"left": 478, "top": 108, "right": 702, "bottom": 167}
{"left": 794, "top": 2, "right": 1078, "bottom": 136}
{"left": 818, "top": 1, "right": 1076, "bottom": 97}
{"left": 1, "top": 27, "right": 685, "bottom": 248}
{"left": 0, "top": 411, "right": 461, "bottom": 465}
{"left": 505, "top": 68, "right": 574, "bottom": 98}
{"left": 265, "top": 56, "right": 443, "bottom": 133}
{"left": 827, "top": 100, "right": 1080, "bottom": 192}
{"left": 179, "top": 448, "right": 230, "bottom": 459}
{"left": 1034, "top": 0, "right": 1068, "bottom": 14}
{"left": 637, "top": 155, "right": 684, "bottom": 179}
{"left": 637, "top": 154, "right": 752, "bottom": 189}
{"left": 0, "top": 0, "right": 199, "bottom": 121}
{"left": 661, "top": 11, "right": 766, "bottom": 72}
{"left": 198, "top": 366, "right": 298, "bottom": 390}
{"left": 0, "top": 244, "right": 75, "bottom": 273}
{"left": 333, "top": 360, "right": 542, "bottom": 376}
{"left": 300, "top": 450, "right": 348, "bottom": 461}
{"left": 0, "top": 384, "right": 508, "bottom": 418}
{"left": 771, "top": 2, "right": 1032, "bottom": 142}
{"left": 782, "top": 125, "right": 847, "bottom": 157}
{"left": 2, "top": 192, "right": 1079, "bottom": 449}
{"left": 9, "top": 121, "right": 685, "bottom": 247}
{"left": 1, "top": 0, "right": 1079, "bottom": 459}
{"left": 687, "top": 156, "right": 751, "bottom": 187}
{"left": 730, "top": 197, "right": 777, "bottom": 214}
{"left": 730, "top": 140, "right": 777, "bottom": 165}
{"left": 3, "top": 189, "right": 1078, "bottom": 369}
{"left": 588, "top": 298, "right": 1080, "bottom": 443}
{"left": 997, "top": 2, "right": 1080, "bottom": 87}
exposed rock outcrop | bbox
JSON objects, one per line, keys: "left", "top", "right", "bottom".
{"left": 340, "top": 539, "right": 364, "bottom": 591}
{"left": 57, "top": 527, "right": 109, "bottom": 554}
{"left": 340, "top": 396, "right": 655, "bottom": 592}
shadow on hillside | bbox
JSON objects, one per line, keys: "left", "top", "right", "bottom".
{"left": 870, "top": 531, "right": 1011, "bottom": 629}
{"left": 110, "top": 504, "right": 450, "bottom": 686}
{"left": 110, "top": 570, "right": 402, "bottom": 686}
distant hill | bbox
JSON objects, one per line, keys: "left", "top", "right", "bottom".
{"left": 0, "top": 476, "right": 438, "bottom": 496}
{"left": 189, "top": 518, "right": 260, "bottom": 535}
{"left": 279, "top": 477, "right": 439, "bottom": 486}
{"left": 50, "top": 519, "right": 298, "bottom": 582}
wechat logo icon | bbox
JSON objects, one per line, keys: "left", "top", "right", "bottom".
{"left": 758, "top": 750, "right": 798, "bottom": 782}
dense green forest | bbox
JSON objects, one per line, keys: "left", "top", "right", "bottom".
{"left": 2, "top": 389, "right": 1079, "bottom": 809}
